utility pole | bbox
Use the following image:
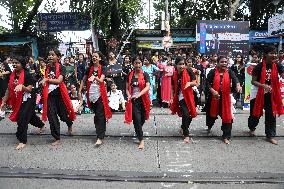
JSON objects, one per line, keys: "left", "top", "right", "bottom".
{"left": 91, "top": 0, "right": 99, "bottom": 51}
{"left": 165, "top": 0, "right": 170, "bottom": 36}
{"left": 148, "top": 0, "right": 151, "bottom": 29}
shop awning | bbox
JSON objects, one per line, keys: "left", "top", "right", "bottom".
{"left": 0, "top": 41, "right": 31, "bottom": 46}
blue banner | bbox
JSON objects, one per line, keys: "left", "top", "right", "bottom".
{"left": 199, "top": 23, "right": 206, "bottom": 54}
{"left": 38, "top": 12, "right": 90, "bottom": 32}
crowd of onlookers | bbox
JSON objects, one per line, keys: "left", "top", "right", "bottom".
{"left": 1, "top": 48, "right": 284, "bottom": 115}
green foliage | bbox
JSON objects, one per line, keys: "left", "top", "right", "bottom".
{"left": 152, "top": 0, "right": 284, "bottom": 30}
{"left": 70, "top": 0, "right": 145, "bottom": 38}
{"left": 0, "top": 0, "right": 42, "bottom": 33}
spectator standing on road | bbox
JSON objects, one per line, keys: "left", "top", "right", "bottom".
{"left": 231, "top": 54, "right": 245, "bottom": 107}
{"left": 248, "top": 46, "right": 284, "bottom": 145}
{"left": 41, "top": 49, "right": 76, "bottom": 146}
{"left": 122, "top": 55, "right": 133, "bottom": 97}
{"left": 170, "top": 56, "right": 197, "bottom": 143}
{"left": 125, "top": 56, "right": 150, "bottom": 150}
{"left": 106, "top": 51, "right": 124, "bottom": 91}
{"left": 160, "top": 56, "right": 174, "bottom": 105}
{"left": 75, "top": 53, "right": 86, "bottom": 84}
{"left": 0, "top": 58, "right": 11, "bottom": 106}
{"left": 64, "top": 57, "right": 77, "bottom": 88}
{"left": 142, "top": 54, "right": 159, "bottom": 104}
{"left": 0, "top": 56, "right": 45, "bottom": 150}
{"left": 79, "top": 51, "right": 112, "bottom": 146}
{"left": 205, "top": 56, "right": 241, "bottom": 144}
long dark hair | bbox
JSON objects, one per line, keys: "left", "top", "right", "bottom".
{"left": 89, "top": 51, "right": 107, "bottom": 67}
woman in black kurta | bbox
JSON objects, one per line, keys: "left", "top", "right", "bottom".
{"left": 205, "top": 56, "right": 241, "bottom": 144}
{"left": 0, "top": 56, "right": 45, "bottom": 150}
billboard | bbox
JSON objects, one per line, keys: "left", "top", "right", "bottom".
{"left": 38, "top": 12, "right": 90, "bottom": 32}
{"left": 196, "top": 20, "right": 249, "bottom": 57}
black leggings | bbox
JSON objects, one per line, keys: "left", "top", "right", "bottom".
{"left": 47, "top": 95, "right": 73, "bottom": 140}
{"left": 248, "top": 93, "right": 276, "bottom": 138}
{"left": 179, "top": 99, "right": 192, "bottom": 137}
{"left": 206, "top": 96, "right": 233, "bottom": 139}
{"left": 16, "top": 96, "right": 44, "bottom": 144}
{"left": 132, "top": 98, "right": 146, "bottom": 141}
{"left": 90, "top": 97, "right": 106, "bottom": 140}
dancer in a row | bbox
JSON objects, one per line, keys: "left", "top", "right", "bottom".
{"left": 170, "top": 56, "right": 197, "bottom": 143}
{"left": 248, "top": 46, "right": 284, "bottom": 145}
{"left": 205, "top": 55, "right": 242, "bottom": 144}
{"left": 79, "top": 52, "right": 112, "bottom": 146}
{"left": 41, "top": 49, "right": 76, "bottom": 146}
{"left": 0, "top": 56, "right": 45, "bottom": 150}
{"left": 125, "top": 56, "right": 151, "bottom": 149}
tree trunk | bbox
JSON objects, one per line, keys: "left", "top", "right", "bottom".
{"left": 228, "top": 0, "right": 245, "bottom": 20}
{"left": 20, "top": 0, "right": 43, "bottom": 33}
{"left": 110, "top": 0, "right": 121, "bottom": 39}
{"left": 179, "top": 0, "right": 186, "bottom": 17}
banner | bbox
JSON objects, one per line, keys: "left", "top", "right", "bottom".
{"left": 244, "top": 63, "right": 256, "bottom": 110}
{"left": 281, "top": 78, "right": 284, "bottom": 108}
{"left": 196, "top": 20, "right": 249, "bottom": 58}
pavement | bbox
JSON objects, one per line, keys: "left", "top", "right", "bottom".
{"left": 0, "top": 107, "right": 284, "bottom": 189}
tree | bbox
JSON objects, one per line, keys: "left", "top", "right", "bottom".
{"left": 70, "top": 0, "right": 145, "bottom": 39}
{"left": 152, "top": 0, "right": 284, "bottom": 30}
{"left": 0, "top": 0, "right": 44, "bottom": 33}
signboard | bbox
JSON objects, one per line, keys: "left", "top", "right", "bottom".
{"left": 268, "top": 13, "right": 284, "bottom": 36}
{"left": 171, "top": 28, "right": 194, "bottom": 37}
{"left": 249, "top": 30, "right": 284, "bottom": 43}
{"left": 196, "top": 20, "right": 249, "bottom": 57}
{"left": 38, "top": 12, "right": 90, "bottom": 32}
{"left": 137, "top": 41, "right": 163, "bottom": 49}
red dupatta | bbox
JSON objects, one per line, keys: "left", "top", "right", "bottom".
{"left": 124, "top": 70, "right": 151, "bottom": 124}
{"left": 86, "top": 65, "right": 112, "bottom": 121}
{"left": 42, "top": 63, "right": 76, "bottom": 122}
{"left": 253, "top": 59, "right": 284, "bottom": 117}
{"left": 170, "top": 69, "right": 197, "bottom": 118}
{"left": 8, "top": 70, "right": 25, "bottom": 122}
{"left": 209, "top": 68, "right": 232, "bottom": 123}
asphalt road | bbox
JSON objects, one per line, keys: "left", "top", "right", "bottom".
{"left": 0, "top": 108, "right": 283, "bottom": 188}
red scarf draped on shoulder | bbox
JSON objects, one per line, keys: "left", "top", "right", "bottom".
{"left": 170, "top": 69, "right": 197, "bottom": 118}
{"left": 124, "top": 70, "right": 151, "bottom": 124}
{"left": 253, "top": 59, "right": 284, "bottom": 117}
{"left": 209, "top": 68, "right": 232, "bottom": 123}
{"left": 86, "top": 65, "right": 112, "bottom": 121}
{"left": 42, "top": 63, "right": 76, "bottom": 122}
{"left": 8, "top": 70, "right": 25, "bottom": 122}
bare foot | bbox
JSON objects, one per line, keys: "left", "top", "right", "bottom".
{"left": 38, "top": 125, "right": 46, "bottom": 134}
{"left": 267, "top": 138, "right": 278, "bottom": 145}
{"left": 16, "top": 143, "right": 26, "bottom": 150}
{"left": 52, "top": 140, "right": 61, "bottom": 146}
{"left": 67, "top": 127, "right": 73, "bottom": 136}
{"left": 248, "top": 130, "right": 256, "bottom": 137}
{"left": 95, "top": 139, "right": 103, "bottom": 146}
{"left": 184, "top": 137, "right": 191, "bottom": 144}
{"left": 223, "top": 138, "right": 230, "bottom": 145}
{"left": 138, "top": 140, "right": 144, "bottom": 150}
